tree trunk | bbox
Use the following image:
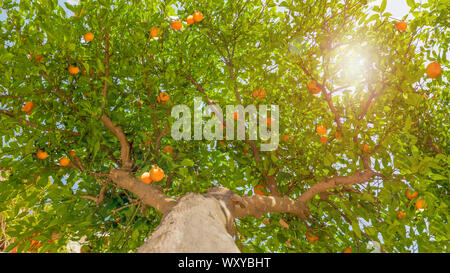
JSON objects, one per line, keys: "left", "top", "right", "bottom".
{"left": 137, "top": 192, "right": 240, "bottom": 253}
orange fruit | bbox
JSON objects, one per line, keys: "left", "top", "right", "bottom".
{"left": 69, "top": 150, "right": 75, "bottom": 157}
{"left": 36, "top": 150, "right": 48, "bottom": 160}
{"left": 233, "top": 112, "right": 239, "bottom": 121}
{"left": 171, "top": 21, "right": 182, "bottom": 31}
{"left": 68, "top": 65, "right": 80, "bottom": 75}
{"left": 426, "top": 62, "right": 442, "bottom": 78}
{"left": 305, "top": 232, "right": 319, "bottom": 243}
{"left": 22, "top": 101, "right": 35, "bottom": 113}
{"left": 316, "top": 125, "right": 327, "bottom": 135}
{"left": 320, "top": 136, "right": 327, "bottom": 143}
{"left": 74, "top": 9, "right": 86, "bottom": 18}
{"left": 29, "top": 51, "right": 42, "bottom": 63}
{"left": 308, "top": 81, "right": 320, "bottom": 94}
{"left": 361, "top": 99, "right": 374, "bottom": 108}
{"left": 162, "top": 145, "right": 174, "bottom": 155}
{"left": 252, "top": 89, "right": 259, "bottom": 98}
{"left": 334, "top": 131, "right": 342, "bottom": 140}
{"left": 396, "top": 21, "right": 407, "bottom": 31}
{"left": 406, "top": 189, "right": 418, "bottom": 200}
{"left": 254, "top": 185, "right": 266, "bottom": 196}
{"left": 59, "top": 157, "right": 70, "bottom": 166}
{"left": 362, "top": 144, "right": 371, "bottom": 153}
{"left": 136, "top": 100, "right": 143, "bottom": 107}
{"left": 218, "top": 141, "right": 227, "bottom": 147}
{"left": 415, "top": 199, "right": 425, "bottom": 210}
{"left": 343, "top": 248, "right": 352, "bottom": 253}
{"left": 193, "top": 11, "right": 204, "bottom": 22}
{"left": 150, "top": 166, "right": 165, "bottom": 182}
{"left": 150, "top": 27, "right": 160, "bottom": 38}
{"left": 265, "top": 118, "right": 273, "bottom": 126}
{"left": 139, "top": 172, "right": 153, "bottom": 184}
{"left": 252, "top": 89, "right": 266, "bottom": 98}
{"left": 397, "top": 210, "right": 407, "bottom": 220}
{"left": 84, "top": 32, "right": 94, "bottom": 42}
{"left": 258, "top": 89, "right": 266, "bottom": 98}
{"left": 186, "top": 15, "right": 195, "bottom": 25}
{"left": 282, "top": 135, "right": 290, "bottom": 142}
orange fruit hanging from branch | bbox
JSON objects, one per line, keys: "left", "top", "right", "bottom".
{"left": 68, "top": 65, "right": 80, "bottom": 75}
{"left": 193, "top": 11, "right": 204, "bottom": 22}
{"left": 36, "top": 150, "right": 48, "bottom": 160}
{"left": 362, "top": 144, "right": 371, "bottom": 153}
{"left": 397, "top": 210, "right": 407, "bottom": 220}
{"left": 406, "top": 189, "right": 418, "bottom": 200}
{"left": 415, "top": 199, "right": 425, "bottom": 210}
{"left": 316, "top": 125, "right": 327, "bottom": 135}
{"left": 186, "top": 15, "right": 195, "bottom": 25}
{"left": 150, "top": 166, "right": 165, "bottom": 182}
{"left": 150, "top": 27, "right": 160, "bottom": 38}
{"left": 252, "top": 88, "right": 266, "bottom": 99}
{"left": 22, "top": 101, "right": 35, "bottom": 114}
{"left": 171, "top": 21, "right": 182, "bottom": 31}
{"left": 84, "top": 32, "right": 94, "bottom": 42}
{"left": 426, "top": 62, "right": 442, "bottom": 78}
{"left": 139, "top": 172, "right": 153, "bottom": 184}
{"left": 254, "top": 185, "right": 266, "bottom": 196}
{"left": 308, "top": 81, "right": 320, "bottom": 94}
{"left": 162, "top": 145, "right": 174, "bottom": 155}
{"left": 59, "top": 157, "right": 70, "bottom": 166}
{"left": 157, "top": 92, "right": 170, "bottom": 104}
{"left": 396, "top": 21, "right": 407, "bottom": 31}
{"left": 334, "top": 131, "right": 342, "bottom": 140}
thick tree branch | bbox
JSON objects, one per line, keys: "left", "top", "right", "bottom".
{"left": 232, "top": 194, "right": 308, "bottom": 219}
{"left": 297, "top": 169, "right": 376, "bottom": 203}
{"left": 0, "top": 109, "right": 81, "bottom": 136}
{"left": 100, "top": 114, "right": 133, "bottom": 170}
{"left": 109, "top": 169, "right": 176, "bottom": 214}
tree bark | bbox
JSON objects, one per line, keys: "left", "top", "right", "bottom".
{"left": 137, "top": 192, "right": 240, "bottom": 253}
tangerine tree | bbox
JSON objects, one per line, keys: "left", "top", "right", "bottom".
{"left": 0, "top": 0, "right": 448, "bottom": 253}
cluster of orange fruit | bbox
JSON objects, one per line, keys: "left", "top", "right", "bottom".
{"left": 396, "top": 21, "right": 442, "bottom": 79}
{"left": 315, "top": 125, "right": 327, "bottom": 143}
{"left": 315, "top": 125, "right": 343, "bottom": 143}
{"left": 252, "top": 88, "right": 266, "bottom": 99}
{"left": 397, "top": 189, "right": 426, "bottom": 220}
{"left": 66, "top": 33, "right": 94, "bottom": 75}
{"left": 35, "top": 150, "right": 75, "bottom": 167}
{"left": 185, "top": 11, "right": 204, "bottom": 26}
{"left": 150, "top": 11, "right": 204, "bottom": 37}
{"left": 139, "top": 166, "right": 165, "bottom": 184}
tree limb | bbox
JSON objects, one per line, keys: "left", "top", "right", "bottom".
{"left": 100, "top": 114, "right": 133, "bottom": 170}
{"left": 109, "top": 169, "right": 176, "bottom": 214}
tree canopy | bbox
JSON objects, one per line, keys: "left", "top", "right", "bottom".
{"left": 0, "top": 0, "right": 448, "bottom": 253}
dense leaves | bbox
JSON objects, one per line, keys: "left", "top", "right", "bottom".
{"left": 0, "top": 0, "right": 448, "bottom": 253}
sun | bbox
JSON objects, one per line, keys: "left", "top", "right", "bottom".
{"left": 338, "top": 46, "right": 371, "bottom": 82}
